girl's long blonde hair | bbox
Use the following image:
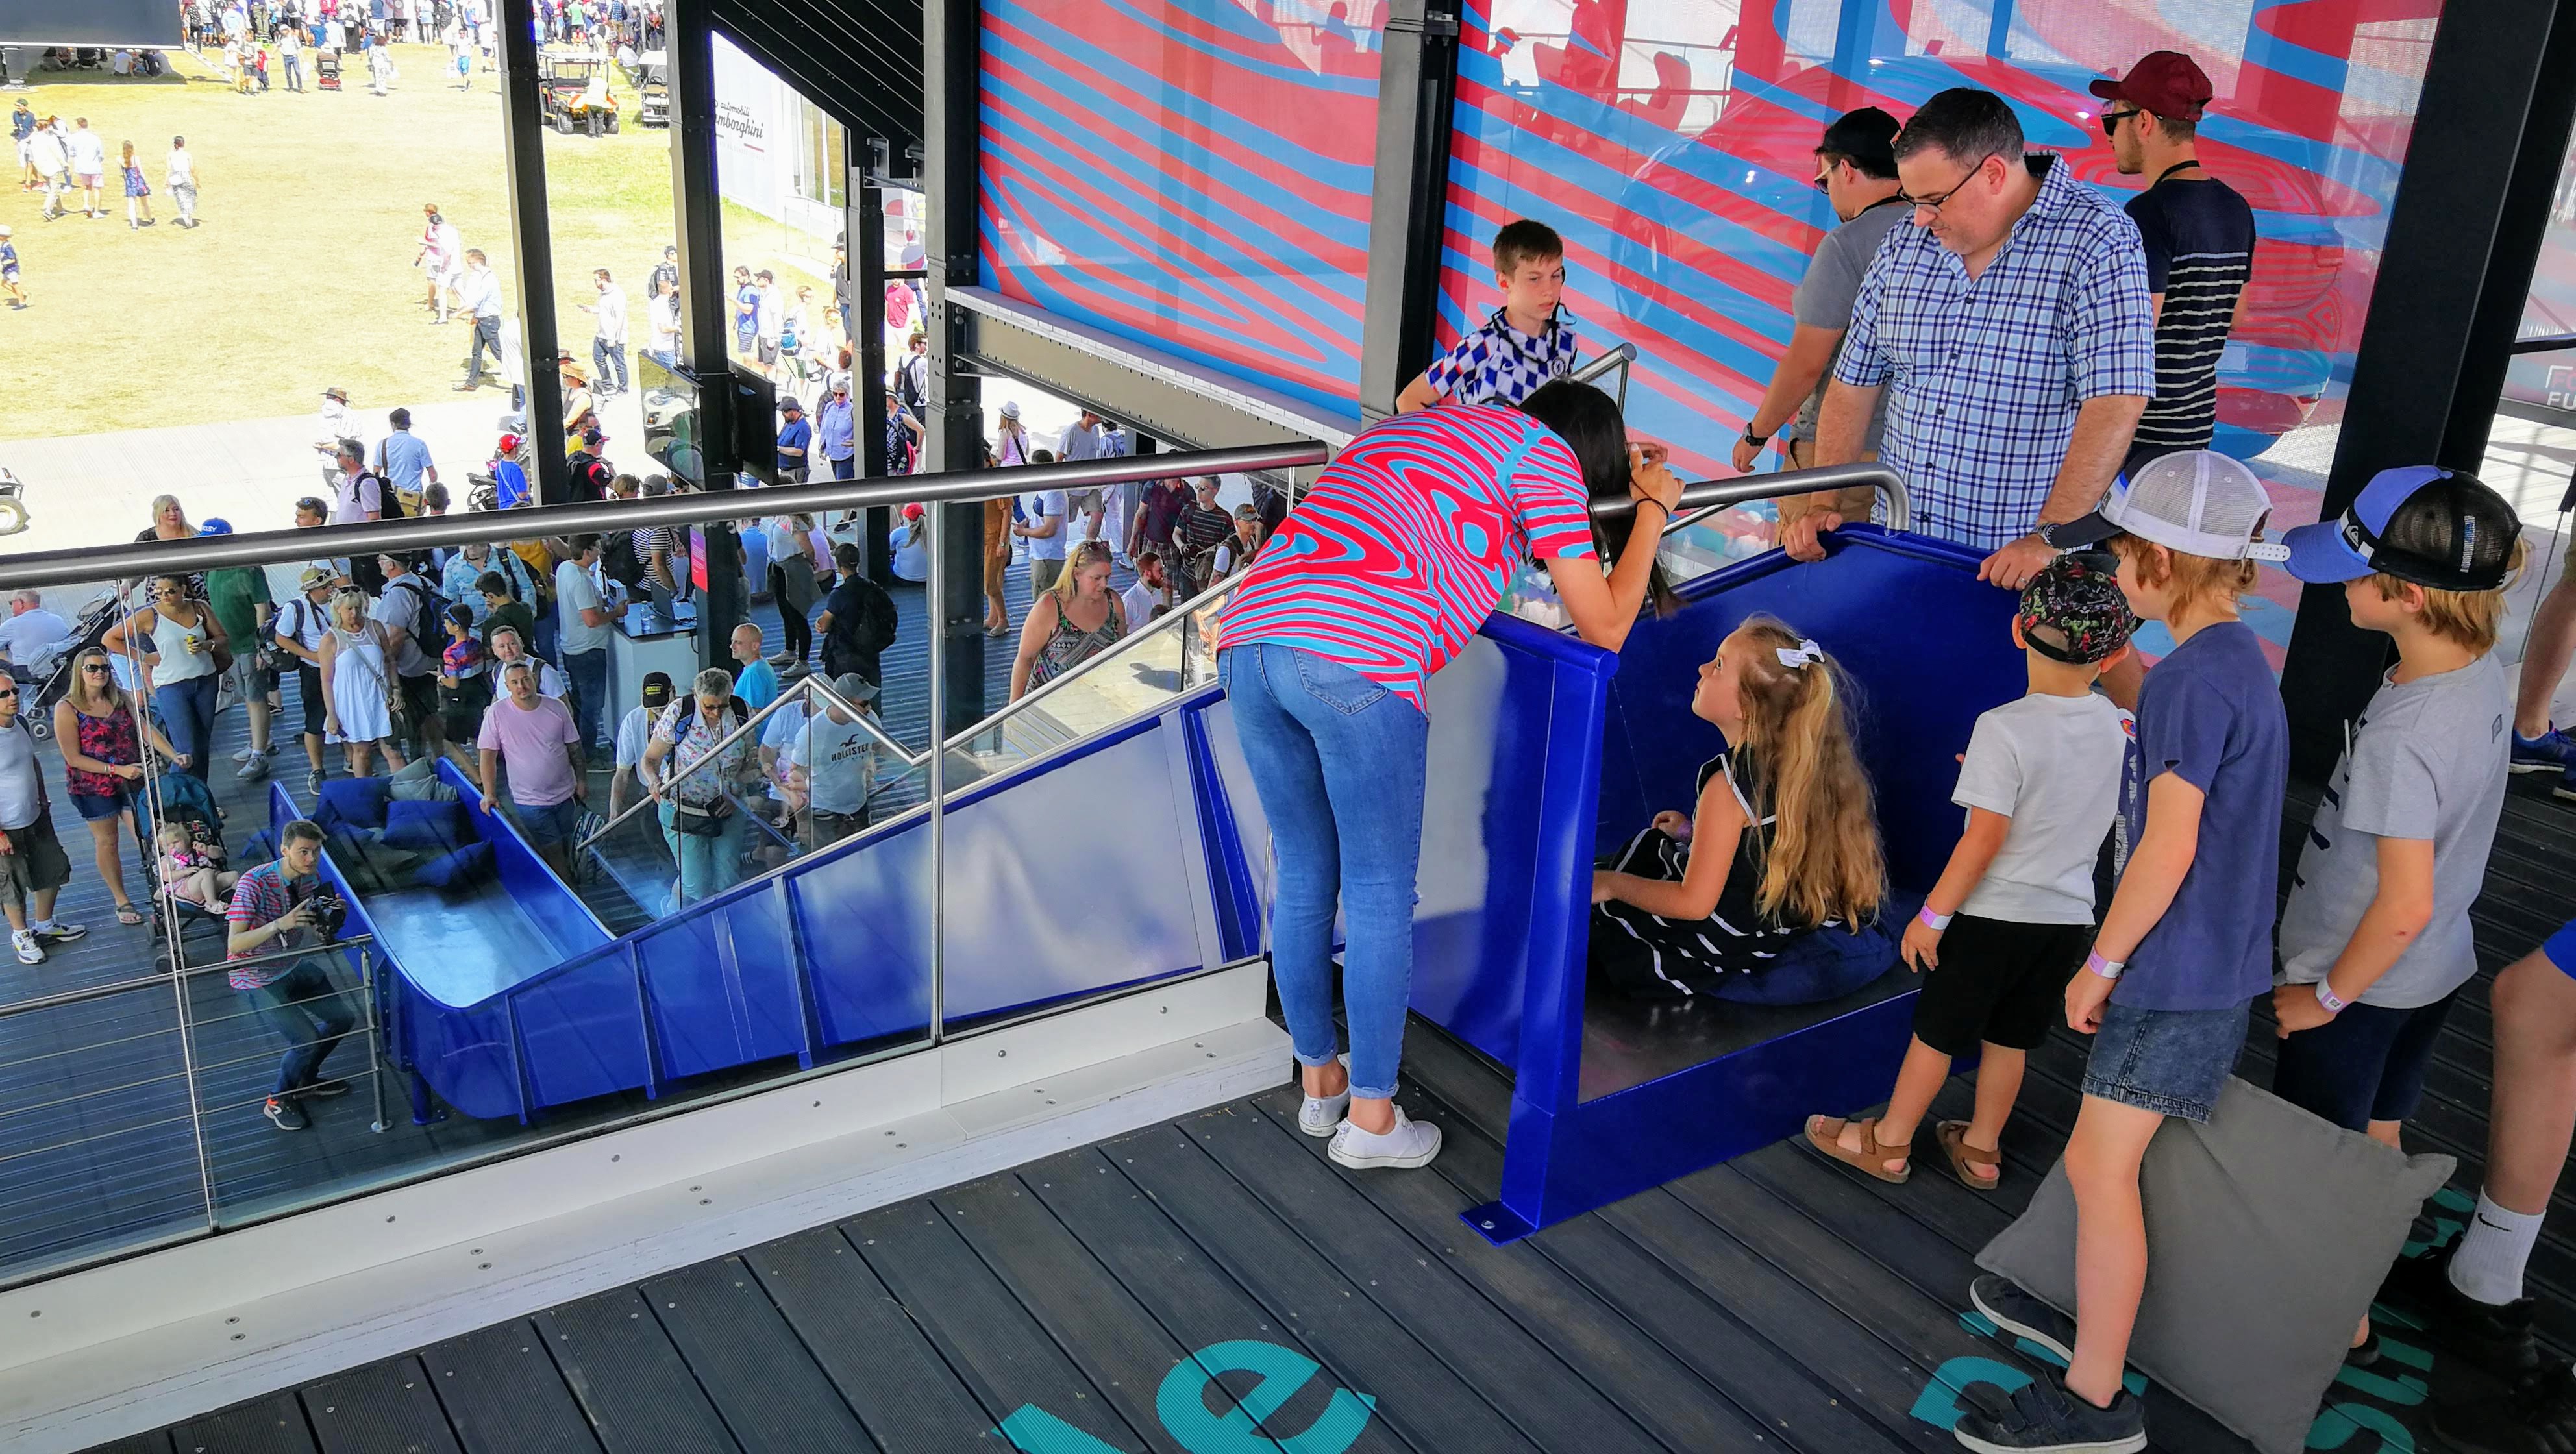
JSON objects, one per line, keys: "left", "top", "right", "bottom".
{"left": 1726, "top": 616, "right": 1884, "bottom": 928}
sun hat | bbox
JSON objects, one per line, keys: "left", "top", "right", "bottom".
{"left": 2280, "top": 465, "right": 2523, "bottom": 592}
{"left": 2044, "top": 451, "right": 2290, "bottom": 563}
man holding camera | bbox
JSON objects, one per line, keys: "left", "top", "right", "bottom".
{"left": 225, "top": 819, "right": 355, "bottom": 1132}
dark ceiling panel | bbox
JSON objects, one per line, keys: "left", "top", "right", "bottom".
{"left": 709, "top": 0, "right": 921, "bottom": 147}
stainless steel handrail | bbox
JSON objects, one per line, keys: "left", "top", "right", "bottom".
{"left": 0, "top": 933, "right": 378, "bottom": 1022}
{"left": 1567, "top": 341, "right": 1637, "bottom": 410}
{"left": 941, "top": 569, "right": 1237, "bottom": 752}
{"left": 1594, "top": 461, "right": 1913, "bottom": 536}
{"left": 0, "top": 441, "right": 1330, "bottom": 592}
{"left": 576, "top": 672, "right": 921, "bottom": 854}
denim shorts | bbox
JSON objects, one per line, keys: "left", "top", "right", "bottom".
{"left": 513, "top": 797, "right": 580, "bottom": 846}
{"left": 2081, "top": 999, "right": 2248, "bottom": 1123}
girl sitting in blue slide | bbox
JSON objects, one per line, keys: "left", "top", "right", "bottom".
{"left": 1589, "top": 617, "right": 1896, "bottom": 1005}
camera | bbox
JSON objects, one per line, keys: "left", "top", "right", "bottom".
{"left": 303, "top": 887, "right": 349, "bottom": 943}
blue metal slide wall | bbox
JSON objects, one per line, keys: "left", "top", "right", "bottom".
{"left": 294, "top": 706, "right": 1231, "bottom": 1124}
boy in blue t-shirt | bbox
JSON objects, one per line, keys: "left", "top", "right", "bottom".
{"left": 1394, "top": 217, "right": 1579, "bottom": 412}
{"left": 0, "top": 226, "right": 22, "bottom": 310}
{"left": 1961, "top": 451, "right": 2291, "bottom": 1454}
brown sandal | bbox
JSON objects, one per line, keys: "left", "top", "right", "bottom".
{"left": 1937, "top": 1120, "right": 2002, "bottom": 1190}
{"left": 1804, "top": 1114, "right": 1911, "bottom": 1184}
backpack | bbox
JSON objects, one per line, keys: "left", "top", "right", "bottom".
{"left": 386, "top": 572, "right": 450, "bottom": 645}
{"left": 822, "top": 577, "right": 897, "bottom": 678}
{"left": 600, "top": 528, "right": 647, "bottom": 590}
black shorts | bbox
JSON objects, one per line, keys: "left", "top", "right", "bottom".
{"left": 398, "top": 672, "right": 438, "bottom": 730}
{"left": 1911, "top": 914, "right": 2095, "bottom": 1055}
{"left": 295, "top": 661, "right": 327, "bottom": 737}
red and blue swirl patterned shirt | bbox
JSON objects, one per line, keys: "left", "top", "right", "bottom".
{"left": 1214, "top": 406, "right": 1597, "bottom": 709}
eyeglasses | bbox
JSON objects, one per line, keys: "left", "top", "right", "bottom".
{"left": 1897, "top": 154, "right": 1996, "bottom": 215}
{"left": 0, "top": 690, "right": 19, "bottom": 700}
{"left": 1811, "top": 167, "right": 1831, "bottom": 195}
{"left": 2098, "top": 108, "right": 2141, "bottom": 136}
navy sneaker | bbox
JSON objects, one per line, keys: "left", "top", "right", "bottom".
{"left": 2512, "top": 728, "right": 2576, "bottom": 774}
{"left": 1972, "top": 1275, "right": 2077, "bottom": 1364}
{"left": 1953, "top": 1370, "right": 2146, "bottom": 1454}
{"left": 2380, "top": 1245, "right": 2540, "bottom": 1379}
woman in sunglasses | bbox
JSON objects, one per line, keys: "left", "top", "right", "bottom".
{"left": 101, "top": 574, "right": 227, "bottom": 784}
{"left": 53, "top": 646, "right": 184, "bottom": 926}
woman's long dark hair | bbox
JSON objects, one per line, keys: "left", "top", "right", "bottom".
{"left": 1516, "top": 380, "right": 1678, "bottom": 616}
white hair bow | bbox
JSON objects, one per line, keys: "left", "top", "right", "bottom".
{"left": 1775, "top": 639, "right": 1824, "bottom": 669}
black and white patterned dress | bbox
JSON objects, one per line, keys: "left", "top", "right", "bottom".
{"left": 1590, "top": 748, "right": 1847, "bottom": 1000}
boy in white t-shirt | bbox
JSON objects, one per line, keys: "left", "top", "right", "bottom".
{"left": 1805, "top": 552, "right": 2137, "bottom": 1189}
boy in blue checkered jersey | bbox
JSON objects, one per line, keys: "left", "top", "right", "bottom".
{"left": 1395, "top": 219, "right": 1579, "bottom": 412}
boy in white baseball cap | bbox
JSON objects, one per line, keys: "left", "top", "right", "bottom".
{"left": 1963, "top": 451, "right": 2290, "bottom": 1453}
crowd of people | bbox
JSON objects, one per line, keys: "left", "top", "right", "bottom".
{"left": 18, "top": 40, "right": 2576, "bottom": 1453}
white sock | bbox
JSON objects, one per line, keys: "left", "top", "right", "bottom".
{"left": 2449, "top": 1189, "right": 2546, "bottom": 1306}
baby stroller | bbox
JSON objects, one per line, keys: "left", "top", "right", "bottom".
{"left": 134, "top": 768, "right": 231, "bottom": 965}
{"left": 20, "top": 593, "right": 122, "bottom": 741}
{"left": 315, "top": 47, "right": 342, "bottom": 90}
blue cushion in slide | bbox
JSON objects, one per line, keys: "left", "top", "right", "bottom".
{"left": 414, "top": 843, "right": 496, "bottom": 891}
{"left": 314, "top": 776, "right": 393, "bottom": 833}
{"left": 382, "top": 800, "right": 474, "bottom": 853}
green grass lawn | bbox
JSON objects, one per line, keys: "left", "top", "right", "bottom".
{"left": 0, "top": 44, "right": 834, "bottom": 442}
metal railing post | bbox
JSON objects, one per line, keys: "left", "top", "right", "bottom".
{"left": 926, "top": 464, "right": 947, "bottom": 1046}
{"left": 361, "top": 946, "right": 388, "bottom": 1134}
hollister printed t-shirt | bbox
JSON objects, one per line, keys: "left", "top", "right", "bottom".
{"left": 1214, "top": 405, "right": 1596, "bottom": 708}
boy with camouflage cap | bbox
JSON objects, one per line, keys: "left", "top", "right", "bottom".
{"left": 1806, "top": 550, "right": 2139, "bottom": 1192}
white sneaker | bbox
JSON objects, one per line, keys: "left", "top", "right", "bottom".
{"left": 1298, "top": 1054, "right": 1352, "bottom": 1137}
{"left": 12, "top": 930, "right": 42, "bottom": 965}
{"left": 1328, "top": 1106, "right": 1441, "bottom": 1170}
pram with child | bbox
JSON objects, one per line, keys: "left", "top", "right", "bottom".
{"left": 132, "top": 767, "right": 230, "bottom": 959}
{"left": 15, "top": 593, "right": 121, "bottom": 741}
{"left": 314, "top": 47, "right": 342, "bottom": 90}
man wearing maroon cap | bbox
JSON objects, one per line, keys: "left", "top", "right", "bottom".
{"left": 2094, "top": 50, "right": 2255, "bottom": 481}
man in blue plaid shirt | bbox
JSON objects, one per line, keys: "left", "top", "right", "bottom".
{"left": 1786, "top": 88, "right": 2156, "bottom": 592}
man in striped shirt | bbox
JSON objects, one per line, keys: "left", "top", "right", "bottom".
{"left": 2095, "top": 51, "right": 2254, "bottom": 480}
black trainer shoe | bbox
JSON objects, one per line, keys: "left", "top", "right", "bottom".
{"left": 1973, "top": 1275, "right": 2078, "bottom": 1364}
{"left": 2381, "top": 1246, "right": 2540, "bottom": 1380}
{"left": 1953, "top": 1371, "right": 2146, "bottom": 1454}
{"left": 264, "top": 1096, "right": 309, "bottom": 1131}
{"left": 2431, "top": 1362, "right": 2576, "bottom": 1454}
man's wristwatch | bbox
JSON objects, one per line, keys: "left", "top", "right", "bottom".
{"left": 1740, "top": 424, "right": 1770, "bottom": 449}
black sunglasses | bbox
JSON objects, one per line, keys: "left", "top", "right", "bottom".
{"left": 2099, "top": 107, "right": 2141, "bottom": 136}
{"left": 82, "top": 663, "right": 112, "bottom": 674}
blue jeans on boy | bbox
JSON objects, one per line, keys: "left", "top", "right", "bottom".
{"left": 247, "top": 958, "right": 356, "bottom": 1096}
{"left": 1219, "top": 643, "right": 1426, "bottom": 1102}
{"left": 563, "top": 646, "right": 608, "bottom": 752}
{"left": 154, "top": 672, "right": 220, "bottom": 783}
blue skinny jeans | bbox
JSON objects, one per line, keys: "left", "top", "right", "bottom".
{"left": 1220, "top": 643, "right": 1426, "bottom": 1101}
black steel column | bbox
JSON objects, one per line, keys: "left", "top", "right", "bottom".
{"left": 853, "top": 143, "right": 896, "bottom": 582}
{"left": 2279, "top": 0, "right": 2576, "bottom": 778}
{"left": 497, "top": 0, "right": 567, "bottom": 503}
{"left": 925, "top": 0, "right": 985, "bottom": 732}
{"left": 666, "top": 0, "right": 743, "bottom": 668}
{"left": 1356, "top": 0, "right": 1460, "bottom": 424}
